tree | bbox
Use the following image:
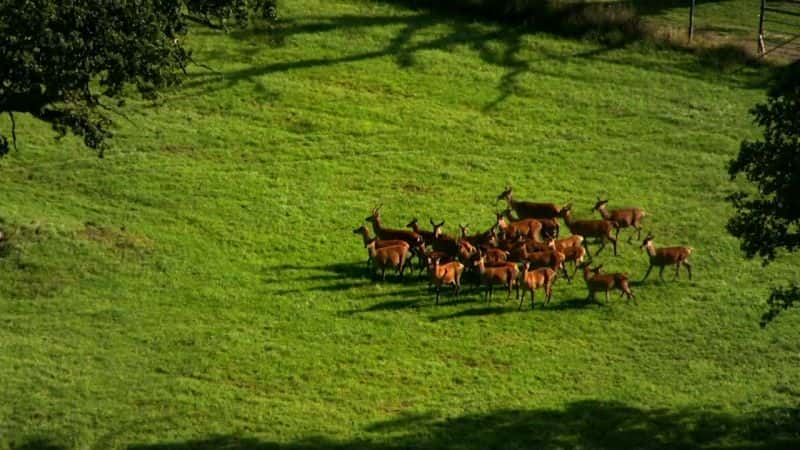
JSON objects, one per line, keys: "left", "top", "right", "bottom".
{"left": 0, "top": 0, "right": 276, "bottom": 157}
{"left": 727, "top": 62, "right": 800, "bottom": 326}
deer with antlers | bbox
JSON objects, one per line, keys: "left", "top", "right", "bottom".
{"left": 497, "top": 186, "right": 564, "bottom": 223}
{"left": 593, "top": 198, "right": 646, "bottom": 243}
{"left": 640, "top": 234, "right": 693, "bottom": 282}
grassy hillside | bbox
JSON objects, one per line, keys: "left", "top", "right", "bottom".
{"left": 1, "top": 0, "right": 799, "bottom": 449}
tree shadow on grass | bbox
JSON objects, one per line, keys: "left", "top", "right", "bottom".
{"left": 123, "top": 400, "right": 800, "bottom": 450}
{"left": 184, "top": 0, "right": 770, "bottom": 110}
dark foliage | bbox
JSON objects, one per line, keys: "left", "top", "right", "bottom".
{"left": 727, "top": 61, "right": 800, "bottom": 324}
{"left": 0, "top": 0, "right": 276, "bottom": 156}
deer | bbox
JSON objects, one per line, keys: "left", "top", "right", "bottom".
{"left": 517, "top": 245, "right": 570, "bottom": 282}
{"left": 580, "top": 263, "right": 635, "bottom": 303}
{"left": 366, "top": 206, "right": 425, "bottom": 271}
{"left": 429, "top": 219, "right": 462, "bottom": 258}
{"left": 353, "top": 226, "right": 410, "bottom": 268}
{"left": 497, "top": 186, "right": 563, "bottom": 221}
{"left": 517, "top": 261, "right": 557, "bottom": 310}
{"left": 472, "top": 252, "right": 519, "bottom": 304}
{"left": 593, "top": 198, "right": 646, "bottom": 243}
{"left": 554, "top": 243, "right": 586, "bottom": 280}
{"left": 640, "top": 234, "right": 693, "bottom": 282}
{"left": 365, "top": 206, "right": 422, "bottom": 247}
{"left": 406, "top": 217, "right": 436, "bottom": 244}
{"left": 459, "top": 223, "right": 498, "bottom": 248}
{"left": 560, "top": 204, "right": 618, "bottom": 257}
{"left": 500, "top": 207, "right": 559, "bottom": 240}
{"left": 365, "top": 239, "right": 411, "bottom": 281}
{"left": 495, "top": 212, "right": 543, "bottom": 242}
{"left": 426, "top": 256, "right": 465, "bottom": 305}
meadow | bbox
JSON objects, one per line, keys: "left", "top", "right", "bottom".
{"left": 1, "top": 0, "right": 799, "bottom": 449}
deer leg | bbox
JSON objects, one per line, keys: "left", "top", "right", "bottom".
{"left": 560, "top": 262, "right": 570, "bottom": 283}
{"left": 659, "top": 266, "right": 665, "bottom": 282}
{"left": 684, "top": 261, "right": 692, "bottom": 280}
{"left": 596, "top": 237, "right": 606, "bottom": 256}
{"left": 605, "top": 290, "right": 610, "bottom": 303}
{"left": 642, "top": 264, "right": 653, "bottom": 281}
{"left": 611, "top": 234, "right": 618, "bottom": 256}
{"left": 518, "top": 287, "right": 525, "bottom": 310}
{"left": 583, "top": 240, "right": 593, "bottom": 259}
{"left": 674, "top": 263, "right": 681, "bottom": 280}
{"left": 435, "top": 285, "right": 441, "bottom": 305}
{"left": 530, "top": 288, "right": 535, "bottom": 310}
{"left": 381, "top": 267, "right": 387, "bottom": 281}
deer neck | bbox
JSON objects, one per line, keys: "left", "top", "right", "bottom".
{"left": 645, "top": 242, "right": 657, "bottom": 258}
{"left": 597, "top": 204, "right": 611, "bottom": 220}
{"left": 563, "top": 210, "right": 574, "bottom": 226}
{"left": 369, "top": 217, "right": 383, "bottom": 235}
{"left": 360, "top": 230, "right": 372, "bottom": 246}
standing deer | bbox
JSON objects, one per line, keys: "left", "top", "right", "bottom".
{"left": 365, "top": 239, "right": 411, "bottom": 281}
{"left": 593, "top": 198, "right": 646, "bottom": 243}
{"left": 354, "top": 226, "right": 409, "bottom": 268}
{"left": 580, "top": 263, "right": 635, "bottom": 303}
{"left": 560, "top": 204, "right": 618, "bottom": 257}
{"left": 517, "top": 261, "right": 557, "bottom": 309}
{"left": 365, "top": 206, "right": 422, "bottom": 246}
{"left": 473, "top": 252, "right": 519, "bottom": 304}
{"left": 497, "top": 186, "right": 563, "bottom": 221}
{"left": 640, "top": 234, "right": 693, "bottom": 281}
{"left": 426, "top": 256, "right": 465, "bottom": 305}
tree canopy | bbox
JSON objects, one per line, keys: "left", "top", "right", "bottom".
{"left": 727, "top": 62, "right": 800, "bottom": 325}
{"left": 0, "top": 0, "right": 276, "bottom": 157}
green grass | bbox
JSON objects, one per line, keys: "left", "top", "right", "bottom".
{"left": 1, "top": 1, "right": 799, "bottom": 449}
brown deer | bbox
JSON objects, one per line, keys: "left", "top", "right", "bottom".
{"left": 473, "top": 252, "right": 519, "bottom": 303}
{"left": 560, "top": 204, "right": 618, "bottom": 257}
{"left": 365, "top": 239, "right": 411, "bottom": 281}
{"left": 459, "top": 224, "right": 498, "bottom": 248}
{"left": 517, "top": 245, "right": 570, "bottom": 282}
{"left": 580, "top": 263, "right": 635, "bottom": 303}
{"left": 593, "top": 199, "right": 646, "bottom": 243}
{"left": 497, "top": 186, "right": 563, "bottom": 220}
{"left": 640, "top": 234, "right": 693, "bottom": 281}
{"left": 430, "top": 219, "right": 462, "bottom": 258}
{"left": 426, "top": 256, "right": 465, "bottom": 305}
{"left": 546, "top": 239, "right": 585, "bottom": 280}
{"left": 354, "top": 225, "right": 410, "bottom": 268}
{"left": 500, "top": 207, "right": 559, "bottom": 240}
{"left": 365, "top": 206, "right": 422, "bottom": 246}
{"left": 517, "top": 261, "right": 556, "bottom": 310}
{"left": 495, "top": 212, "right": 543, "bottom": 242}
{"left": 406, "top": 218, "right": 437, "bottom": 244}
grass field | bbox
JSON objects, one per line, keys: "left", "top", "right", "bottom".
{"left": 1, "top": 0, "right": 799, "bottom": 449}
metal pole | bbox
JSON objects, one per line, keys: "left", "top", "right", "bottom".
{"left": 689, "top": 0, "right": 696, "bottom": 43}
{"left": 758, "top": 0, "right": 766, "bottom": 55}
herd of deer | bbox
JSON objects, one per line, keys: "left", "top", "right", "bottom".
{"left": 353, "top": 186, "right": 694, "bottom": 309}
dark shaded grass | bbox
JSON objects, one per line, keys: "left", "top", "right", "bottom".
{"left": 81, "top": 400, "right": 799, "bottom": 450}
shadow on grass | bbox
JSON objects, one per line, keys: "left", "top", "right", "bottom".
{"left": 430, "top": 305, "right": 516, "bottom": 321}
{"left": 185, "top": 0, "right": 772, "bottom": 110}
{"left": 120, "top": 400, "right": 800, "bottom": 450}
